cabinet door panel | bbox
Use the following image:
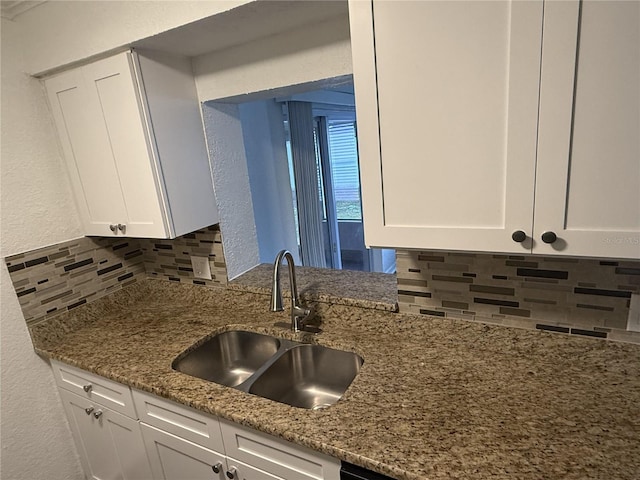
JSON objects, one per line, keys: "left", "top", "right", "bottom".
{"left": 535, "top": 0, "right": 640, "bottom": 258}
{"left": 141, "top": 423, "right": 226, "bottom": 480}
{"left": 219, "top": 419, "right": 340, "bottom": 480}
{"left": 350, "top": 0, "right": 543, "bottom": 252}
{"left": 83, "top": 54, "right": 168, "bottom": 238}
{"left": 46, "top": 69, "right": 128, "bottom": 234}
{"left": 59, "top": 389, "right": 152, "bottom": 480}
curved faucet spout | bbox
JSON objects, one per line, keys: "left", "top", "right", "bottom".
{"left": 270, "top": 250, "right": 309, "bottom": 332}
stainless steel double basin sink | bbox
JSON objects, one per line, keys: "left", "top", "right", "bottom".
{"left": 172, "top": 330, "right": 363, "bottom": 410}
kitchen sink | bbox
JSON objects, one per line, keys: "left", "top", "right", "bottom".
{"left": 248, "top": 345, "right": 363, "bottom": 410}
{"left": 172, "top": 331, "right": 280, "bottom": 387}
{"left": 173, "top": 330, "right": 363, "bottom": 409}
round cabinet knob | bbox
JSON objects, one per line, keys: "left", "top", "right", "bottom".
{"left": 211, "top": 463, "right": 222, "bottom": 474}
{"left": 511, "top": 230, "right": 527, "bottom": 243}
{"left": 84, "top": 407, "right": 94, "bottom": 415}
{"left": 109, "top": 224, "right": 117, "bottom": 233}
{"left": 226, "top": 467, "right": 237, "bottom": 479}
{"left": 117, "top": 224, "right": 126, "bottom": 233}
{"left": 83, "top": 384, "right": 92, "bottom": 393}
{"left": 93, "top": 410, "right": 103, "bottom": 419}
{"left": 541, "top": 231, "right": 558, "bottom": 244}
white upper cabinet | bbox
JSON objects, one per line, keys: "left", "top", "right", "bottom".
{"left": 45, "top": 50, "right": 219, "bottom": 239}
{"left": 350, "top": 0, "right": 640, "bottom": 259}
{"left": 534, "top": 0, "right": 640, "bottom": 258}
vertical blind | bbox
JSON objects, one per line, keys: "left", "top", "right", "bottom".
{"left": 326, "top": 121, "right": 362, "bottom": 220}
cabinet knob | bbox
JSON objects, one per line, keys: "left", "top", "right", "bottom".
{"left": 541, "top": 231, "right": 557, "bottom": 244}
{"left": 109, "top": 224, "right": 117, "bottom": 233}
{"left": 93, "top": 410, "right": 103, "bottom": 419}
{"left": 226, "top": 467, "right": 237, "bottom": 479}
{"left": 84, "top": 407, "right": 94, "bottom": 415}
{"left": 511, "top": 230, "right": 527, "bottom": 243}
{"left": 211, "top": 463, "right": 222, "bottom": 474}
{"left": 117, "top": 224, "right": 126, "bottom": 233}
{"left": 83, "top": 384, "right": 92, "bottom": 393}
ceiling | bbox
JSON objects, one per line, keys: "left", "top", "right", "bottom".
{"left": 0, "top": 0, "right": 46, "bottom": 20}
{"left": 133, "top": 0, "right": 349, "bottom": 57}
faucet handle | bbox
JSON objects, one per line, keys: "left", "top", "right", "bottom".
{"left": 293, "top": 304, "right": 321, "bottom": 333}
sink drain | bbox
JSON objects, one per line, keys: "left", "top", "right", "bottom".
{"left": 311, "top": 403, "right": 331, "bottom": 411}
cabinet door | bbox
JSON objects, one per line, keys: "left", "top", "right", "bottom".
{"left": 350, "top": 0, "right": 543, "bottom": 253}
{"left": 534, "top": 0, "right": 640, "bottom": 258}
{"left": 141, "top": 423, "right": 226, "bottom": 480}
{"left": 46, "top": 67, "right": 129, "bottom": 236}
{"left": 46, "top": 52, "right": 169, "bottom": 238}
{"left": 59, "top": 389, "right": 152, "bottom": 480}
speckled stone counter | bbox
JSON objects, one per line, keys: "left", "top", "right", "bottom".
{"left": 32, "top": 279, "right": 640, "bottom": 480}
{"left": 229, "top": 264, "right": 398, "bottom": 312}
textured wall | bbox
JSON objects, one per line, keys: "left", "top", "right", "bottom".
{"left": 239, "top": 99, "right": 300, "bottom": 264}
{"left": 0, "top": 17, "right": 84, "bottom": 480}
{"left": 193, "top": 15, "right": 352, "bottom": 102}
{"left": 202, "top": 103, "right": 260, "bottom": 279}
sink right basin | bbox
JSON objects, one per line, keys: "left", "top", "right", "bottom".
{"left": 248, "top": 344, "right": 363, "bottom": 410}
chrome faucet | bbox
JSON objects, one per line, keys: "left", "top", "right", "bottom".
{"left": 270, "top": 250, "right": 313, "bottom": 332}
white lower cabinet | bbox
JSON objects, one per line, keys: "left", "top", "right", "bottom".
{"left": 59, "top": 389, "right": 153, "bottom": 480}
{"left": 140, "top": 424, "right": 228, "bottom": 480}
{"left": 133, "top": 389, "right": 340, "bottom": 480}
{"left": 141, "top": 424, "right": 282, "bottom": 480}
{"left": 53, "top": 360, "right": 340, "bottom": 480}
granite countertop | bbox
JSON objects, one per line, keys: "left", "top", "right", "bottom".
{"left": 229, "top": 264, "right": 399, "bottom": 312}
{"left": 32, "top": 279, "right": 640, "bottom": 480}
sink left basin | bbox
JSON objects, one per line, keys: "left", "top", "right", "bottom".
{"left": 172, "top": 331, "right": 280, "bottom": 387}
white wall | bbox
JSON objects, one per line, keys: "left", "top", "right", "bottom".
{"left": 14, "top": 0, "right": 251, "bottom": 74}
{"left": 0, "top": 17, "right": 84, "bottom": 480}
{"left": 193, "top": 15, "right": 352, "bottom": 102}
{"left": 239, "top": 100, "right": 300, "bottom": 264}
{"left": 202, "top": 103, "right": 260, "bottom": 279}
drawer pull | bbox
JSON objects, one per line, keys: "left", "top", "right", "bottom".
{"left": 226, "top": 467, "right": 237, "bottom": 479}
{"left": 84, "top": 406, "right": 94, "bottom": 415}
{"left": 83, "top": 384, "right": 92, "bottom": 393}
{"left": 541, "top": 231, "right": 557, "bottom": 244}
{"left": 211, "top": 463, "right": 222, "bottom": 474}
{"left": 511, "top": 230, "right": 527, "bottom": 243}
{"left": 93, "top": 410, "right": 103, "bottom": 419}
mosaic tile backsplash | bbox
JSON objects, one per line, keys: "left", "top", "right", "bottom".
{"left": 5, "top": 225, "right": 227, "bottom": 329}
{"left": 396, "top": 250, "right": 640, "bottom": 342}
{"left": 140, "top": 224, "right": 227, "bottom": 287}
{"left": 6, "top": 223, "right": 640, "bottom": 344}
{"left": 5, "top": 237, "right": 146, "bottom": 327}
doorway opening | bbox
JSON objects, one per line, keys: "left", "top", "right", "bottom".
{"left": 281, "top": 85, "right": 395, "bottom": 273}
{"left": 233, "top": 79, "right": 395, "bottom": 274}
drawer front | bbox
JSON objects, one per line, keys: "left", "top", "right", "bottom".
{"left": 133, "top": 389, "right": 225, "bottom": 454}
{"left": 220, "top": 419, "right": 340, "bottom": 480}
{"left": 226, "top": 458, "right": 283, "bottom": 480}
{"left": 51, "top": 360, "right": 136, "bottom": 418}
